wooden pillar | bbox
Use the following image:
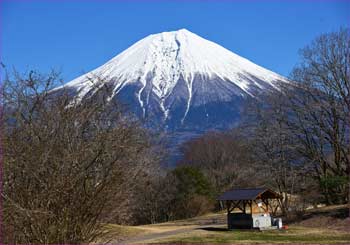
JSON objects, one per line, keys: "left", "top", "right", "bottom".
{"left": 250, "top": 200, "right": 253, "bottom": 214}
{"left": 262, "top": 199, "right": 269, "bottom": 213}
{"left": 226, "top": 201, "right": 231, "bottom": 214}
{"left": 266, "top": 199, "right": 269, "bottom": 213}
{"left": 226, "top": 200, "right": 232, "bottom": 230}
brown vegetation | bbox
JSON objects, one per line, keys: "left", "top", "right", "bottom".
{"left": 2, "top": 72, "right": 162, "bottom": 243}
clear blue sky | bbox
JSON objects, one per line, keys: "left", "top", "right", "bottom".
{"left": 1, "top": 0, "right": 349, "bottom": 82}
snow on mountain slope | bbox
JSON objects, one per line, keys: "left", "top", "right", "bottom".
{"left": 59, "top": 29, "right": 289, "bottom": 130}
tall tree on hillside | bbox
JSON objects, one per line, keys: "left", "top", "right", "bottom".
{"left": 242, "top": 90, "right": 308, "bottom": 215}
{"left": 286, "top": 28, "right": 350, "bottom": 205}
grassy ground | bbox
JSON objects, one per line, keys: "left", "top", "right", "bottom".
{"left": 152, "top": 225, "right": 350, "bottom": 244}
{"left": 96, "top": 224, "right": 147, "bottom": 243}
{"left": 102, "top": 205, "right": 350, "bottom": 244}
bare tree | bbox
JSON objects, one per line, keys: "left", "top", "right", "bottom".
{"left": 179, "top": 131, "right": 256, "bottom": 194}
{"left": 133, "top": 174, "right": 179, "bottom": 224}
{"left": 286, "top": 28, "right": 350, "bottom": 205}
{"left": 2, "top": 70, "right": 161, "bottom": 243}
{"left": 243, "top": 90, "right": 310, "bottom": 215}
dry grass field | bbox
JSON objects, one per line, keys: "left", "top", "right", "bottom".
{"left": 101, "top": 205, "right": 350, "bottom": 244}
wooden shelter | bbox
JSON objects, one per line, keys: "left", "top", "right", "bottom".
{"left": 218, "top": 188, "right": 281, "bottom": 230}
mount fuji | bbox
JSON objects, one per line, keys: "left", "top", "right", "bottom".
{"left": 58, "top": 29, "right": 289, "bottom": 131}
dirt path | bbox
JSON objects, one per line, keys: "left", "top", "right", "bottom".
{"left": 118, "top": 213, "right": 226, "bottom": 244}
{"left": 121, "top": 226, "right": 197, "bottom": 244}
{"left": 121, "top": 224, "right": 224, "bottom": 244}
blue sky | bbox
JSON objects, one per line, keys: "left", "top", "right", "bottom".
{"left": 1, "top": 0, "right": 349, "bottom": 82}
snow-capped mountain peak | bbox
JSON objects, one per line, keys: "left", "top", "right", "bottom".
{"left": 61, "top": 29, "right": 288, "bottom": 129}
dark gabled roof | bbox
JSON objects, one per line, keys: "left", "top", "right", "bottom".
{"left": 217, "top": 188, "right": 280, "bottom": 201}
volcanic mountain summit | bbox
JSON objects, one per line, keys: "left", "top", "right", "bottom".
{"left": 60, "top": 29, "right": 289, "bottom": 130}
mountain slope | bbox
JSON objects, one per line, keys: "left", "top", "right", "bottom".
{"left": 58, "top": 29, "right": 289, "bottom": 130}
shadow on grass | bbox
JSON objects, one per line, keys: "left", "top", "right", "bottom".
{"left": 197, "top": 227, "right": 228, "bottom": 232}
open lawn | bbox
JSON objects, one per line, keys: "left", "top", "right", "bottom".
{"left": 103, "top": 205, "right": 350, "bottom": 244}
{"left": 151, "top": 225, "right": 350, "bottom": 244}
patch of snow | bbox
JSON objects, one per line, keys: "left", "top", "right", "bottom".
{"left": 182, "top": 74, "right": 194, "bottom": 124}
